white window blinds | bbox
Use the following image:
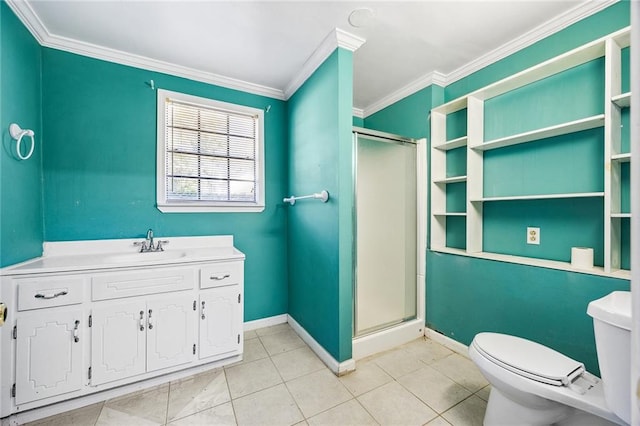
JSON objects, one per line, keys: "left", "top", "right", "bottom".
{"left": 163, "top": 97, "right": 259, "bottom": 203}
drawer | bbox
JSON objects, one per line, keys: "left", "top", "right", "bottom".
{"left": 92, "top": 268, "right": 196, "bottom": 301}
{"left": 200, "top": 261, "right": 243, "bottom": 289}
{"left": 18, "top": 276, "right": 85, "bottom": 311}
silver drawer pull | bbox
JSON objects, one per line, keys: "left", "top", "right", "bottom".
{"left": 201, "top": 301, "right": 206, "bottom": 320}
{"left": 73, "top": 320, "right": 80, "bottom": 343}
{"left": 210, "top": 274, "right": 230, "bottom": 281}
{"left": 148, "top": 309, "right": 153, "bottom": 330}
{"left": 35, "top": 290, "right": 68, "bottom": 299}
{"left": 139, "top": 310, "right": 145, "bottom": 331}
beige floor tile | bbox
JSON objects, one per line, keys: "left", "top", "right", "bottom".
{"left": 370, "top": 347, "right": 426, "bottom": 379}
{"left": 441, "top": 395, "right": 487, "bottom": 426}
{"left": 427, "top": 416, "right": 453, "bottom": 425}
{"left": 167, "top": 401, "right": 236, "bottom": 426}
{"left": 233, "top": 383, "right": 304, "bottom": 426}
{"left": 476, "top": 385, "right": 491, "bottom": 402}
{"left": 244, "top": 329, "right": 258, "bottom": 340}
{"left": 255, "top": 323, "right": 292, "bottom": 337}
{"left": 241, "top": 337, "right": 269, "bottom": 363}
{"left": 401, "top": 337, "right": 454, "bottom": 365}
{"left": 271, "top": 346, "right": 326, "bottom": 381}
{"left": 167, "top": 368, "right": 231, "bottom": 421}
{"left": 339, "top": 360, "right": 393, "bottom": 396}
{"left": 260, "top": 329, "right": 306, "bottom": 356}
{"left": 101, "top": 383, "right": 169, "bottom": 424}
{"left": 307, "top": 399, "right": 377, "bottom": 426}
{"left": 430, "top": 354, "right": 489, "bottom": 392}
{"left": 96, "top": 406, "right": 162, "bottom": 426}
{"left": 357, "top": 381, "right": 437, "bottom": 426}
{"left": 25, "top": 402, "right": 104, "bottom": 426}
{"left": 225, "top": 357, "right": 282, "bottom": 399}
{"left": 397, "top": 366, "right": 472, "bottom": 413}
{"left": 286, "top": 369, "right": 353, "bottom": 418}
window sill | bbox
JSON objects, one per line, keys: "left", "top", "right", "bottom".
{"left": 157, "top": 203, "right": 265, "bottom": 213}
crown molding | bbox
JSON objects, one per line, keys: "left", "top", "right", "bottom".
{"left": 284, "top": 28, "right": 366, "bottom": 100}
{"left": 445, "top": 0, "right": 617, "bottom": 85}
{"left": 363, "top": 71, "right": 445, "bottom": 118}
{"left": 360, "top": 0, "right": 617, "bottom": 117}
{"left": 352, "top": 108, "right": 364, "bottom": 119}
{"left": 5, "top": 0, "right": 286, "bottom": 101}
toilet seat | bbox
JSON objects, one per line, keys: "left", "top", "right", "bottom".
{"left": 472, "top": 333, "right": 585, "bottom": 387}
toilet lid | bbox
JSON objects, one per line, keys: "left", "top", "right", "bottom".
{"left": 472, "top": 333, "right": 585, "bottom": 387}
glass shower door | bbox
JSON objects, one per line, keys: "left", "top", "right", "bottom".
{"left": 354, "top": 133, "right": 417, "bottom": 337}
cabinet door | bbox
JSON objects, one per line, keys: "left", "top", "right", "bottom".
{"left": 91, "top": 302, "right": 146, "bottom": 386}
{"left": 147, "top": 294, "right": 196, "bottom": 372}
{"left": 16, "top": 310, "right": 83, "bottom": 404}
{"left": 199, "top": 286, "right": 242, "bottom": 360}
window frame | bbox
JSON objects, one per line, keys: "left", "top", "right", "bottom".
{"left": 156, "top": 89, "right": 265, "bottom": 213}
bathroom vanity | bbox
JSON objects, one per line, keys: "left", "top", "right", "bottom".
{"left": 0, "top": 235, "right": 244, "bottom": 420}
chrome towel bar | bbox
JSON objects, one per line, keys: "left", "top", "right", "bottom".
{"left": 283, "top": 190, "right": 329, "bottom": 206}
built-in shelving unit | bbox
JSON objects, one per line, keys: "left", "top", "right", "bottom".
{"left": 429, "top": 27, "right": 632, "bottom": 279}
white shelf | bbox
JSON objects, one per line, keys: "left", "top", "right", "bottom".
{"left": 433, "top": 175, "right": 467, "bottom": 184}
{"left": 433, "top": 212, "right": 466, "bottom": 217}
{"left": 611, "top": 153, "right": 631, "bottom": 162}
{"left": 612, "top": 92, "right": 631, "bottom": 108}
{"left": 433, "top": 136, "right": 467, "bottom": 151}
{"left": 611, "top": 213, "right": 631, "bottom": 218}
{"left": 429, "top": 247, "right": 631, "bottom": 280}
{"left": 471, "top": 192, "right": 605, "bottom": 202}
{"left": 472, "top": 115, "right": 605, "bottom": 151}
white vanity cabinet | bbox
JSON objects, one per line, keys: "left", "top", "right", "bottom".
{"left": 91, "top": 294, "right": 197, "bottom": 386}
{"left": 13, "top": 275, "right": 87, "bottom": 405}
{"left": 15, "top": 309, "right": 84, "bottom": 405}
{"left": 199, "top": 262, "right": 244, "bottom": 360}
{"left": 0, "top": 235, "right": 245, "bottom": 421}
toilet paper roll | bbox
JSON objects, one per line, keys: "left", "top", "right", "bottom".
{"left": 571, "top": 247, "right": 594, "bottom": 270}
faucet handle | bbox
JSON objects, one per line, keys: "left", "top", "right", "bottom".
{"left": 133, "top": 241, "right": 148, "bottom": 252}
{"left": 156, "top": 240, "right": 169, "bottom": 251}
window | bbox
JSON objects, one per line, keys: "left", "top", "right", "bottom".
{"left": 157, "top": 89, "right": 265, "bottom": 212}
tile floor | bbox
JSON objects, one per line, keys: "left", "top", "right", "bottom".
{"left": 26, "top": 323, "right": 490, "bottom": 426}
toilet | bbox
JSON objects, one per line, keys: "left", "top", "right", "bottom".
{"left": 469, "top": 291, "right": 631, "bottom": 425}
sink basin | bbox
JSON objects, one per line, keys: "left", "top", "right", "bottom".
{"left": 102, "top": 251, "right": 186, "bottom": 263}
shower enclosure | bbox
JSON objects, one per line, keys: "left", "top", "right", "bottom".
{"left": 352, "top": 128, "right": 426, "bottom": 358}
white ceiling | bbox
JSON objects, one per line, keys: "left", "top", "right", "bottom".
{"left": 11, "top": 0, "right": 612, "bottom": 116}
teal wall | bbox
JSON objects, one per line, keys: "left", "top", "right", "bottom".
{"left": 287, "top": 48, "right": 354, "bottom": 362}
{"left": 0, "top": 3, "right": 43, "bottom": 267}
{"left": 40, "top": 49, "right": 289, "bottom": 321}
{"left": 362, "top": 2, "right": 630, "bottom": 374}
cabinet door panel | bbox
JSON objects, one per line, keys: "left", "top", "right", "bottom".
{"left": 147, "top": 295, "right": 196, "bottom": 372}
{"left": 91, "top": 302, "right": 146, "bottom": 386}
{"left": 199, "top": 286, "right": 242, "bottom": 360}
{"left": 16, "top": 310, "right": 83, "bottom": 404}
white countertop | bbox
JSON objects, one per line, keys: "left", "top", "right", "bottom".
{"left": 2, "top": 235, "right": 245, "bottom": 276}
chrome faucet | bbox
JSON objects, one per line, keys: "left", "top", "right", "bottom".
{"left": 133, "top": 228, "right": 169, "bottom": 252}
{"left": 146, "top": 229, "right": 154, "bottom": 250}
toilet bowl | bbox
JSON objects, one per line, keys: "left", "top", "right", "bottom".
{"left": 469, "top": 291, "right": 631, "bottom": 426}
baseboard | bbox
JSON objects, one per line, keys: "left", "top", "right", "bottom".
{"left": 244, "top": 314, "right": 288, "bottom": 331}
{"left": 287, "top": 315, "right": 356, "bottom": 376}
{"left": 424, "top": 327, "right": 470, "bottom": 358}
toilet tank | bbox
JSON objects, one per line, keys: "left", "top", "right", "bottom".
{"left": 586, "top": 291, "right": 631, "bottom": 425}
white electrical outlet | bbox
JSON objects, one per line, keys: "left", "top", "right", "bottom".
{"left": 527, "top": 227, "right": 540, "bottom": 245}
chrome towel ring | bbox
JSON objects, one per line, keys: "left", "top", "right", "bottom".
{"left": 9, "top": 123, "right": 35, "bottom": 160}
